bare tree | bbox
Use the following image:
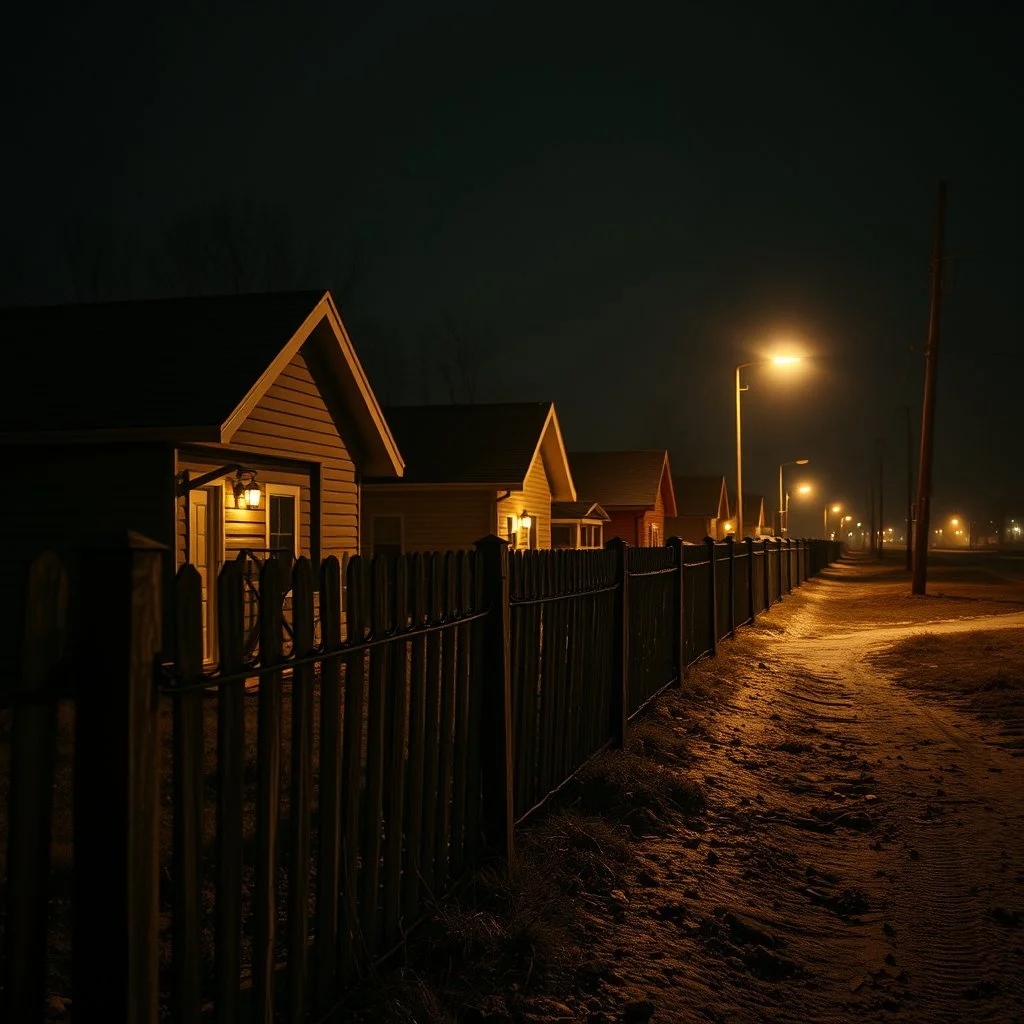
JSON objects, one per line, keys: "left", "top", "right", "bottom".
{"left": 45, "top": 198, "right": 367, "bottom": 306}
{"left": 424, "top": 310, "right": 492, "bottom": 404}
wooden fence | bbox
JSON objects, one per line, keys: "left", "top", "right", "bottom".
{"left": 0, "top": 533, "right": 841, "bottom": 1023}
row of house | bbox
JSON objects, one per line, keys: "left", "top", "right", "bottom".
{"left": 0, "top": 289, "right": 766, "bottom": 660}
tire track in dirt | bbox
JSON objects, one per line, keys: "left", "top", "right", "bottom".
{"left": 768, "top": 606, "right": 1024, "bottom": 1022}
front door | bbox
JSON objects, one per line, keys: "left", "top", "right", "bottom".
{"left": 189, "top": 487, "right": 219, "bottom": 662}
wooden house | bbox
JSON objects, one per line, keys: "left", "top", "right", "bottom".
{"left": 567, "top": 451, "right": 677, "bottom": 547}
{"left": 729, "top": 494, "right": 768, "bottom": 537}
{"left": 666, "top": 475, "right": 731, "bottom": 542}
{"left": 0, "top": 290, "right": 403, "bottom": 663}
{"left": 361, "top": 402, "right": 575, "bottom": 555}
{"left": 550, "top": 501, "right": 611, "bottom": 549}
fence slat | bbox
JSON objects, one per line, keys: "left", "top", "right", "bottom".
{"left": 339, "top": 556, "right": 366, "bottom": 981}
{"left": 1, "top": 552, "right": 66, "bottom": 1024}
{"left": 607, "top": 539, "right": 628, "bottom": 748}
{"left": 314, "top": 556, "right": 343, "bottom": 1009}
{"left": 253, "top": 556, "right": 284, "bottom": 1024}
{"left": 450, "top": 552, "right": 472, "bottom": 876}
{"left": 435, "top": 553, "right": 457, "bottom": 887}
{"left": 402, "top": 554, "right": 428, "bottom": 920}
{"left": 172, "top": 566, "right": 205, "bottom": 1024}
{"left": 286, "top": 558, "right": 315, "bottom": 1023}
{"left": 420, "top": 553, "right": 443, "bottom": 891}
{"left": 383, "top": 556, "right": 409, "bottom": 945}
{"left": 361, "top": 556, "right": 389, "bottom": 955}
{"left": 474, "top": 535, "right": 514, "bottom": 862}
{"left": 74, "top": 533, "right": 163, "bottom": 1024}
{"left": 215, "top": 560, "right": 246, "bottom": 1024}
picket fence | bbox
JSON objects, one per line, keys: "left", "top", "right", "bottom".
{"left": 0, "top": 532, "right": 840, "bottom": 1023}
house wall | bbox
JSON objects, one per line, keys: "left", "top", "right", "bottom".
{"left": 361, "top": 488, "right": 494, "bottom": 555}
{"left": 665, "top": 515, "right": 713, "bottom": 544}
{"left": 173, "top": 348, "right": 359, "bottom": 572}
{"left": 605, "top": 510, "right": 642, "bottom": 546}
{"left": 496, "top": 450, "right": 553, "bottom": 550}
{"left": 0, "top": 442, "right": 177, "bottom": 677}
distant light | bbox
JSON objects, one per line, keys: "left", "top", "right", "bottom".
{"left": 772, "top": 355, "right": 800, "bottom": 366}
{"left": 951, "top": 517, "right": 959, "bottom": 526}
{"left": 795, "top": 458, "right": 810, "bottom": 465}
{"left": 724, "top": 522, "right": 733, "bottom": 533}
{"left": 832, "top": 504, "right": 841, "bottom": 513}
{"left": 798, "top": 484, "right": 812, "bottom": 495}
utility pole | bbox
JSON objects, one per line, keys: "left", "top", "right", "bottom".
{"left": 868, "top": 479, "right": 876, "bottom": 556}
{"left": 904, "top": 405, "right": 913, "bottom": 570}
{"left": 912, "top": 180, "right": 948, "bottom": 595}
{"left": 878, "top": 437, "right": 885, "bottom": 559}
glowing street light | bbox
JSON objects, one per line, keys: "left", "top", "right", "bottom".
{"left": 736, "top": 355, "right": 802, "bottom": 540}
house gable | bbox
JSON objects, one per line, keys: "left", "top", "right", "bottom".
{"left": 222, "top": 292, "right": 403, "bottom": 478}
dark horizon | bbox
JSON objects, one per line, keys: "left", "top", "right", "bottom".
{"left": 3, "top": 3, "right": 1021, "bottom": 535}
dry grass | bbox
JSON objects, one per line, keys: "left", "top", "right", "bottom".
{"left": 868, "top": 627, "right": 1024, "bottom": 749}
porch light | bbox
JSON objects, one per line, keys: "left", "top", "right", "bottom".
{"left": 234, "top": 471, "right": 262, "bottom": 509}
{"left": 519, "top": 510, "right": 533, "bottom": 530}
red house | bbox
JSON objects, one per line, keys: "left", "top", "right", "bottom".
{"left": 567, "top": 450, "right": 677, "bottom": 547}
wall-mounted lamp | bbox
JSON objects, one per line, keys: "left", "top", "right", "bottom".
{"left": 233, "top": 470, "right": 262, "bottom": 510}
{"left": 519, "top": 509, "right": 533, "bottom": 531}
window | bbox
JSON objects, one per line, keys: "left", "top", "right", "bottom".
{"left": 649, "top": 524, "right": 660, "bottom": 547}
{"left": 506, "top": 516, "right": 518, "bottom": 547}
{"left": 551, "top": 524, "right": 573, "bottom": 549}
{"left": 265, "top": 484, "right": 300, "bottom": 568}
{"left": 373, "top": 515, "right": 403, "bottom": 559}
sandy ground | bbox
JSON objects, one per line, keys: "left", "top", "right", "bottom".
{"left": 550, "top": 557, "right": 1024, "bottom": 1023}
{"left": 362, "top": 553, "right": 1024, "bottom": 1024}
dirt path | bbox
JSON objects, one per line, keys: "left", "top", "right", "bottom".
{"left": 577, "top": 562, "right": 1024, "bottom": 1023}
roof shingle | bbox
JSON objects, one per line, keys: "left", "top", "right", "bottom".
{"left": 0, "top": 291, "right": 326, "bottom": 434}
{"left": 374, "top": 402, "right": 553, "bottom": 486}
{"left": 568, "top": 451, "right": 671, "bottom": 509}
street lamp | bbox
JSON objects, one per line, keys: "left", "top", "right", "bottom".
{"left": 824, "top": 502, "right": 842, "bottom": 539}
{"left": 778, "top": 458, "right": 809, "bottom": 535}
{"left": 736, "top": 355, "right": 800, "bottom": 540}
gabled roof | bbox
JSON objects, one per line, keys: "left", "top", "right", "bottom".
{"left": 0, "top": 290, "right": 404, "bottom": 476}
{"left": 368, "top": 401, "right": 575, "bottom": 500}
{"left": 568, "top": 450, "right": 677, "bottom": 516}
{"left": 673, "top": 475, "right": 730, "bottom": 517}
{"left": 730, "top": 494, "right": 766, "bottom": 525}
{"left": 551, "top": 501, "right": 611, "bottom": 522}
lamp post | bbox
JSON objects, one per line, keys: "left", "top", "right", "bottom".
{"left": 778, "top": 458, "right": 809, "bottom": 536}
{"left": 824, "top": 502, "right": 842, "bottom": 540}
{"left": 735, "top": 356, "right": 800, "bottom": 541}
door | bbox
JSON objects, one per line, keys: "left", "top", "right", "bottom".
{"left": 189, "top": 487, "right": 218, "bottom": 662}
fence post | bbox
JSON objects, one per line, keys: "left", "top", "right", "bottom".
{"left": 776, "top": 538, "right": 784, "bottom": 600}
{"left": 726, "top": 535, "right": 736, "bottom": 637}
{"left": 762, "top": 538, "right": 770, "bottom": 610}
{"left": 705, "top": 536, "right": 718, "bottom": 657}
{"left": 606, "top": 537, "right": 629, "bottom": 747}
{"left": 745, "top": 536, "right": 755, "bottom": 623}
{"left": 74, "top": 532, "right": 164, "bottom": 1024}
{"left": 667, "top": 537, "right": 684, "bottom": 685}
{"left": 786, "top": 538, "right": 794, "bottom": 593}
{"left": 474, "top": 535, "right": 514, "bottom": 864}
{"left": 2, "top": 552, "right": 67, "bottom": 1024}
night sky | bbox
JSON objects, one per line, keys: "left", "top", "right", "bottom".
{"left": 3, "top": 3, "right": 1021, "bottom": 538}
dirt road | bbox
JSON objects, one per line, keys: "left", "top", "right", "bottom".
{"left": 577, "top": 557, "right": 1024, "bottom": 1023}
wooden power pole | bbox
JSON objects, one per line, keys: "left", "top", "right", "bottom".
{"left": 912, "top": 180, "right": 948, "bottom": 595}
{"left": 904, "top": 405, "right": 913, "bottom": 570}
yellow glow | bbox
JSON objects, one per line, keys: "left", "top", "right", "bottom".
{"left": 831, "top": 504, "right": 841, "bottom": 513}
{"left": 797, "top": 484, "right": 811, "bottom": 495}
{"left": 772, "top": 355, "right": 800, "bottom": 366}
{"left": 244, "top": 482, "right": 262, "bottom": 509}
{"left": 723, "top": 522, "right": 733, "bottom": 532}
{"left": 520, "top": 511, "right": 533, "bottom": 530}
{"left": 951, "top": 517, "right": 959, "bottom": 526}
{"left": 795, "top": 458, "right": 809, "bottom": 465}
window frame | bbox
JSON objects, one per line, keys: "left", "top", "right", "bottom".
{"left": 264, "top": 483, "right": 301, "bottom": 559}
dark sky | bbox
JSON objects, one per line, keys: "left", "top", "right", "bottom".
{"left": 3, "top": 3, "right": 1021, "bottom": 537}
